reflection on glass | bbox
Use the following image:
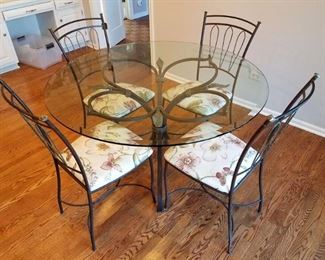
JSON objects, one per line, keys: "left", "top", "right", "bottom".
{"left": 45, "top": 42, "right": 268, "bottom": 147}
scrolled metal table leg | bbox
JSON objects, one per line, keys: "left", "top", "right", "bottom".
{"left": 156, "top": 146, "right": 165, "bottom": 212}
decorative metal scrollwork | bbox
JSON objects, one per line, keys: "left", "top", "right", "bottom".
{"left": 87, "top": 55, "right": 230, "bottom": 143}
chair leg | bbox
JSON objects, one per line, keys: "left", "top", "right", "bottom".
{"left": 163, "top": 161, "right": 169, "bottom": 209}
{"left": 258, "top": 160, "right": 264, "bottom": 213}
{"left": 149, "top": 157, "right": 156, "bottom": 203}
{"left": 227, "top": 199, "right": 234, "bottom": 254}
{"left": 83, "top": 105, "right": 87, "bottom": 129}
{"left": 228, "top": 102, "right": 233, "bottom": 125}
{"left": 54, "top": 159, "right": 64, "bottom": 214}
{"left": 87, "top": 195, "right": 96, "bottom": 251}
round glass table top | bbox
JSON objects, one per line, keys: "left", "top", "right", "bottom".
{"left": 45, "top": 41, "right": 268, "bottom": 147}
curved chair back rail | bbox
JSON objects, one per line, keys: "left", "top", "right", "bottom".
{"left": 163, "top": 73, "right": 319, "bottom": 254}
{"left": 230, "top": 73, "right": 318, "bottom": 195}
{"left": 0, "top": 79, "right": 155, "bottom": 251}
{"left": 49, "top": 13, "right": 110, "bottom": 63}
{"left": 196, "top": 12, "right": 261, "bottom": 126}
{"left": 160, "top": 12, "right": 261, "bottom": 125}
{"left": 49, "top": 14, "right": 160, "bottom": 130}
{"left": 49, "top": 14, "right": 117, "bottom": 128}
{"left": 198, "top": 11, "right": 261, "bottom": 80}
{"left": 0, "top": 79, "right": 91, "bottom": 190}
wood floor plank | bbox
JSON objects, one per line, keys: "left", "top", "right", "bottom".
{"left": 285, "top": 196, "right": 325, "bottom": 260}
{"left": 313, "top": 233, "right": 325, "bottom": 260}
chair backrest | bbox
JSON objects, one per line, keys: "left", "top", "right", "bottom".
{"left": 49, "top": 13, "right": 110, "bottom": 62}
{"left": 230, "top": 73, "right": 319, "bottom": 193}
{"left": 0, "top": 80, "right": 91, "bottom": 190}
{"left": 197, "top": 11, "right": 261, "bottom": 81}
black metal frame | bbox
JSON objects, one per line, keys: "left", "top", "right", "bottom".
{"left": 49, "top": 14, "right": 158, "bottom": 128}
{"left": 195, "top": 12, "right": 261, "bottom": 122}
{"left": 0, "top": 80, "right": 156, "bottom": 251}
{"left": 163, "top": 73, "right": 318, "bottom": 253}
{"left": 49, "top": 14, "right": 115, "bottom": 128}
{"left": 49, "top": 13, "right": 110, "bottom": 63}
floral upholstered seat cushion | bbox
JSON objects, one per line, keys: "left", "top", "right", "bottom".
{"left": 83, "top": 83, "right": 155, "bottom": 118}
{"left": 61, "top": 121, "right": 152, "bottom": 192}
{"left": 88, "top": 120, "right": 142, "bottom": 144}
{"left": 162, "top": 81, "right": 233, "bottom": 116}
{"left": 164, "top": 123, "right": 257, "bottom": 193}
{"left": 181, "top": 121, "right": 223, "bottom": 142}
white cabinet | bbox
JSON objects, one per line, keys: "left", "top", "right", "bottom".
{"left": 0, "top": 15, "right": 19, "bottom": 74}
{"left": 54, "top": 1, "right": 84, "bottom": 26}
{"left": 0, "top": 0, "right": 85, "bottom": 74}
{"left": 3, "top": 1, "right": 54, "bottom": 21}
{"left": 54, "top": 0, "right": 87, "bottom": 48}
{"left": 54, "top": 0, "right": 81, "bottom": 10}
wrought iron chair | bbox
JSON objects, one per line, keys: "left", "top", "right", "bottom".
{"left": 49, "top": 14, "right": 155, "bottom": 127}
{"left": 0, "top": 80, "right": 155, "bottom": 251}
{"left": 163, "top": 74, "right": 318, "bottom": 253}
{"left": 163, "top": 12, "right": 261, "bottom": 122}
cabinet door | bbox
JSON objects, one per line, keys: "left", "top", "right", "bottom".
{"left": 55, "top": 5, "right": 87, "bottom": 49}
{"left": 0, "top": 20, "right": 18, "bottom": 68}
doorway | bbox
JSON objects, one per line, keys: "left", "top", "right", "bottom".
{"left": 121, "top": 0, "right": 150, "bottom": 43}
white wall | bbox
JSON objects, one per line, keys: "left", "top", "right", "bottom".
{"left": 150, "top": 0, "right": 325, "bottom": 136}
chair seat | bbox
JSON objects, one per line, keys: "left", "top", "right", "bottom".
{"left": 162, "top": 81, "right": 232, "bottom": 116}
{"left": 181, "top": 121, "right": 223, "bottom": 143}
{"left": 164, "top": 122, "right": 257, "bottom": 194}
{"left": 88, "top": 119, "right": 142, "bottom": 144}
{"left": 61, "top": 121, "right": 153, "bottom": 192}
{"left": 84, "top": 83, "right": 155, "bottom": 118}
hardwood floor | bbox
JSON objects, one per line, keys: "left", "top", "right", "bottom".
{"left": 0, "top": 62, "right": 325, "bottom": 259}
{"left": 123, "top": 16, "right": 150, "bottom": 43}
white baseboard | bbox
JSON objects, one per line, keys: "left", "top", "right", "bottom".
{"left": 165, "top": 72, "right": 191, "bottom": 84}
{"left": 260, "top": 107, "right": 325, "bottom": 137}
{"left": 0, "top": 63, "right": 20, "bottom": 75}
{"left": 164, "top": 72, "right": 325, "bottom": 137}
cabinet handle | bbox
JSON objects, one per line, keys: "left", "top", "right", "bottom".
{"left": 64, "top": 1, "right": 73, "bottom": 5}
{"left": 26, "top": 9, "right": 37, "bottom": 14}
{"left": 3, "top": 33, "right": 7, "bottom": 37}
{"left": 60, "top": 19, "right": 63, "bottom": 22}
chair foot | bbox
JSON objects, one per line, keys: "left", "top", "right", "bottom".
{"left": 227, "top": 202, "right": 234, "bottom": 254}
{"left": 164, "top": 194, "right": 171, "bottom": 209}
{"left": 227, "top": 242, "right": 233, "bottom": 254}
{"left": 257, "top": 160, "right": 264, "bottom": 214}
{"left": 257, "top": 201, "right": 263, "bottom": 214}
{"left": 91, "top": 241, "right": 96, "bottom": 251}
{"left": 88, "top": 215, "right": 96, "bottom": 251}
{"left": 54, "top": 159, "right": 64, "bottom": 214}
{"left": 87, "top": 201, "right": 96, "bottom": 251}
{"left": 151, "top": 190, "right": 156, "bottom": 204}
